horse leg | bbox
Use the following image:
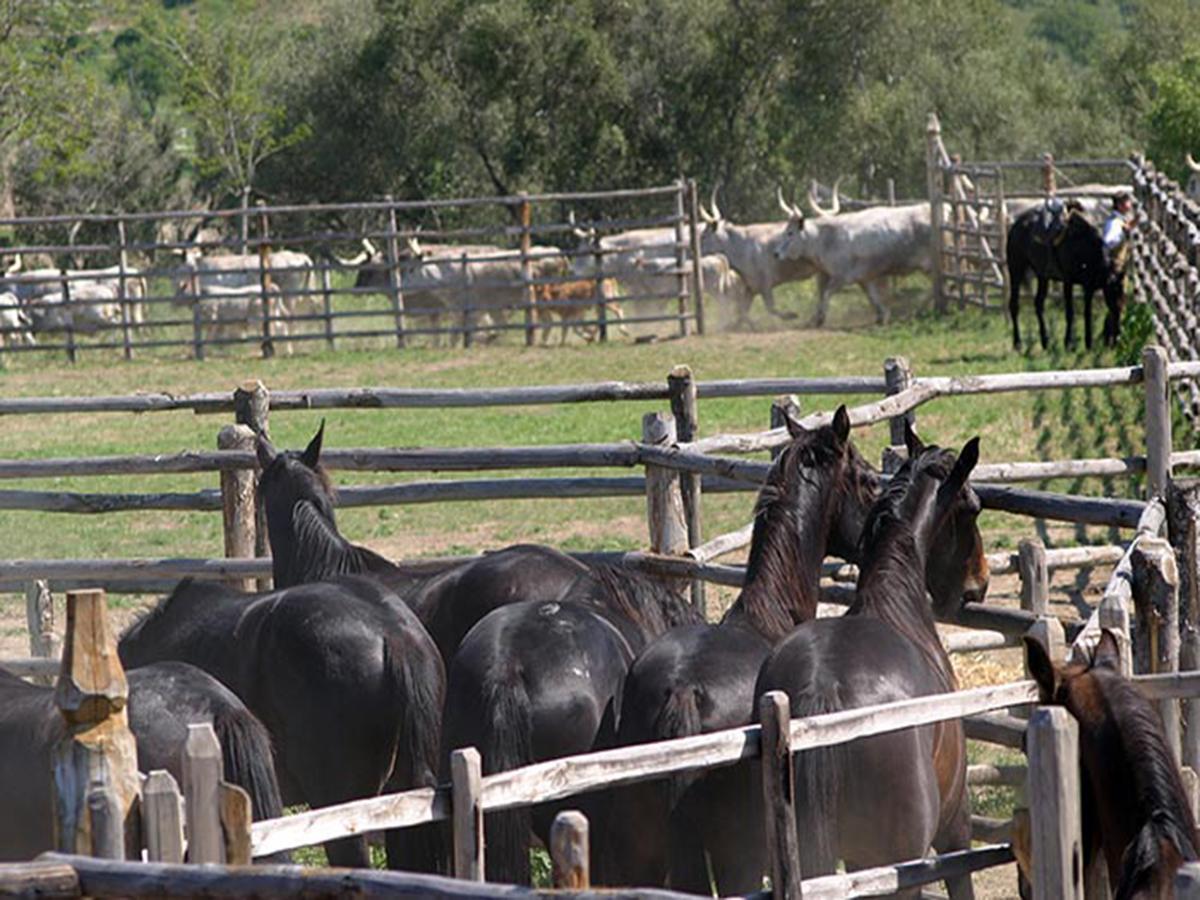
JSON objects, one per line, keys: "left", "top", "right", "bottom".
{"left": 1063, "top": 281, "right": 1076, "bottom": 349}
{"left": 1034, "top": 277, "right": 1050, "bottom": 350}
{"left": 1008, "top": 260, "right": 1024, "bottom": 350}
{"left": 932, "top": 801, "right": 976, "bottom": 900}
{"left": 667, "top": 783, "right": 715, "bottom": 894}
{"left": 1083, "top": 286, "right": 1094, "bottom": 350}
{"left": 701, "top": 761, "right": 768, "bottom": 894}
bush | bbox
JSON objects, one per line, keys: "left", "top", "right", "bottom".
{"left": 1116, "top": 301, "right": 1157, "bottom": 366}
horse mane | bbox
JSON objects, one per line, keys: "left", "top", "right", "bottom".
{"left": 588, "top": 562, "right": 703, "bottom": 641}
{"left": 723, "top": 426, "right": 848, "bottom": 641}
{"left": 851, "top": 452, "right": 956, "bottom": 689}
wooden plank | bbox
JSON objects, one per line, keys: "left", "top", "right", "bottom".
{"left": 234, "top": 382, "right": 270, "bottom": 591}
{"left": 550, "top": 811, "right": 589, "bottom": 890}
{"left": 668, "top": 365, "right": 704, "bottom": 612}
{"left": 760, "top": 691, "right": 802, "bottom": 900}
{"left": 219, "top": 782, "right": 253, "bottom": 866}
{"left": 963, "top": 712, "right": 1027, "bottom": 749}
{"left": 1144, "top": 345, "right": 1173, "bottom": 498}
{"left": 970, "top": 815, "right": 1012, "bottom": 843}
{"left": 87, "top": 784, "right": 124, "bottom": 860}
{"left": 1028, "top": 707, "right": 1083, "bottom": 900}
{"left": 1132, "top": 537, "right": 1181, "bottom": 760}
{"left": 142, "top": 770, "right": 184, "bottom": 864}
{"left": 451, "top": 748, "right": 483, "bottom": 881}
{"left": 801, "top": 844, "right": 1013, "bottom": 900}
{"left": 688, "top": 522, "right": 753, "bottom": 564}
{"left": 183, "top": 723, "right": 224, "bottom": 864}
{"left": 1018, "top": 539, "right": 1049, "bottom": 616}
{"left": 884, "top": 357, "right": 914, "bottom": 445}
{"left": 967, "top": 764, "right": 1026, "bottom": 787}
{"left": 0, "top": 861, "right": 80, "bottom": 898}
{"left": 217, "top": 425, "right": 256, "bottom": 591}
{"left": 25, "top": 579, "right": 58, "bottom": 686}
{"left": 642, "top": 413, "right": 688, "bottom": 559}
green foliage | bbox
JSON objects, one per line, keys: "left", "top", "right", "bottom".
{"left": 1116, "top": 299, "right": 1157, "bottom": 366}
{"left": 530, "top": 847, "right": 551, "bottom": 887}
{"left": 1147, "top": 45, "right": 1200, "bottom": 182}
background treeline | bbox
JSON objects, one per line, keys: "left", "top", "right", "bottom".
{"left": 2, "top": 0, "right": 1199, "bottom": 224}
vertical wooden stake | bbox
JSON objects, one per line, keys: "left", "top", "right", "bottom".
{"left": 550, "top": 810, "right": 589, "bottom": 889}
{"left": 219, "top": 782, "right": 254, "bottom": 865}
{"left": 234, "top": 381, "right": 270, "bottom": 592}
{"left": 1027, "top": 706, "right": 1083, "bottom": 900}
{"left": 518, "top": 194, "right": 535, "bottom": 347}
{"left": 218, "top": 424, "right": 257, "bottom": 591}
{"left": 1143, "top": 345, "right": 1172, "bottom": 500}
{"left": 592, "top": 241, "right": 608, "bottom": 343}
{"left": 1170, "top": 481, "right": 1200, "bottom": 770}
{"left": 1099, "top": 589, "right": 1134, "bottom": 676}
{"left": 384, "top": 198, "right": 406, "bottom": 349}
{"left": 256, "top": 201, "right": 275, "bottom": 359}
{"left": 760, "top": 691, "right": 802, "bottom": 900}
{"left": 183, "top": 723, "right": 224, "bottom": 864}
{"left": 687, "top": 179, "right": 706, "bottom": 335}
{"left": 143, "top": 770, "right": 185, "bottom": 863}
{"left": 87, "top": 784, "right": 124, "bottom": 860}
{"left": 926, "top": 113, "right": 947, "bottom": 313}
{"left": 321, "top": 265, "right": 335, "bottom": 350}
{"left": 1133, "top": 537, "right": 1182, "bottom": 761}
{"left": 26, "top": 579, "right": 59, "bottom": 686}
{"left": 673, "top": 179, "right": 690, "bottom": 337}
{"left": 1182, "top": 767, "right": 1200, "bottom": 823}
{"left": 61, "top": 270, "right": 76, "bottom": 364}
{"left": 451, "top": 747, "right": 484, "bottom": 881}
{"left": 642, "top": 412, "right": 689, "bottom": 559}
{"left": 668, "top": 365, "right": 704, "bottom": 613}
{"left": 1018, "top": 538, "right": 1050, "bottom": 617}
{"left": 883, "top": 356, "right": 914, "bottom": 447}
{"left": 115, "top": 217, "right": 133, "bottom": 361}
{"left": 53, "top": 589, "right": 140, "bottom": 858}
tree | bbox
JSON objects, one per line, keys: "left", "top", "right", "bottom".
{"left": 1146, "top": 46, "right": 1200, "bottom": 182}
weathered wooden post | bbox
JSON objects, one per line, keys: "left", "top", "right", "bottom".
{"left": 1018, "top": 538, "right": 1050, "bottom": 617}
{"left": 1169, "top": 480, "right": 1200, "bottom": 770}
{"left": 451, "top": 747, "right": 484, "bottom": 881}
{"left": 925, "top": 113, "right": 947, "bottom": 313}
{"left": 550, "top": 810, "right": 589, "bottom": 889}
{"left": 1133, "top": 536, "right": 1182, "bottom": 760}
{"left": 591, "top": 239, "right": 608, "bottom": 343}
{"left": 142, "top": 770, "right": 185, "bottom": 863}
{"left": 770, "top": 395, "right": 801, "bottom": 462}
{"left": 668, "top": 365, "right": 704, "bottom": 612}
{"left": 218, "top": 424, "right": 257, "bottom": 591}
{"left": 518, "top": 193, "right": 536, "bottom": 347}
{"left": 1099, "top": 588, "right": 1134, "bottom": 676}
{"left": 760, "top": 690, "right": 802, "bottom": 900}
{"left": 1020, "top": 615, "right": 1066, "bottom": 721}
{"left": 53, "top": 589, "right": 140, "bottom": 859}
{"left": 384, "top": 197, "right": 406, "bottom": 349}
{"left": 219, "top": 782, "right": 253, "bottom": 865}
{"left": 26, "top": 579, "right": 59, "bottom": 686}
{"left": 687, "top": 179, "right": 706, "bottom": 335}
{"left": 884, "top": 356, "right": 915, "bottom": 447}
{"left": 673, "top": 179, "right": 690, "bottom": 337}
{"left": 115, "top": 217, "right": 133, "bottom": 361}
{"left": 256, "top": 200, "right": 275, "bottom": 359}
{"left": 240, "top": 185, "right": 252, "bottom": 255}
{"left": 460, "top": 252, "right": 473, "bottom": 349}
{"left": 234, "top": 380, "right": 270, "bottom": 592}
{"left": 87, "top": 785, "right": 124, "bottom": 860}
{"left": 60, "top": 269, "right": 76, "bottom": 364}
{"left": 1144, "top": 344, "right": 1172, "bottom": 500}
{"left": 189, "top": 266, "right": 205, "bottom": 361}
{"left": 183, "top": 723, "right": 224, "bottom": 863}
{"left": 642, "top": 412, "right": 688, "bottom": 560}
{"left": 321, "top": 265, "right": 335, "bottom": 350}
{"left": 1027, "top": 706, "right": 1083, "bottom": 900}
{"left": 1041, "top": 153, "right": 1056, "bottom": 197}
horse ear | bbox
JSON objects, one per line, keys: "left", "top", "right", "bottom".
{"left": 937, "top": 436, "right": 980, "bottom": 509}
{"left": 904, "top": 419, "right": 924, "bottom": 458}
{"left": 1022, "top": 634, "right": 1058, "bottom": 702}
{"left": 831, "top": 405, "right": 850, "bottom": 443}
{"left": 1092, "top": 629, "right": 1124, "bottom": 672}
{"left": 783, "top": 407, "right": 806, "bottom": 438}
{"left": 255, "top": 432, "right": 277, "bottom": 470}
{"left": 301, "top": 420, "right": 325, "bottom": 469}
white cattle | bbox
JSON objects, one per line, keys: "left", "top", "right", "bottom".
{"left": 626, "top": 254, "right": 754, "bottom": 328}
{"left": 774, "top": 187, "right": 933, "bottom": 326}
{"left": 2, "top": 261, "right": 148, "bottom": 324}
{"left": 25, "top": 284, "right": 123, "bottom": 335}
{"left": 0, "top": 292, "right": 34, "bottom": 348}
{"left": 191, "top": 283, "right": 291, "bottom": 350}
{"left": 175, "top": 250, "right": 317, "bottom": 316}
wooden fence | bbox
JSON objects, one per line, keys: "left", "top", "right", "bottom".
{"left": 0, "top": 183, "right": 707, "bottom": 361}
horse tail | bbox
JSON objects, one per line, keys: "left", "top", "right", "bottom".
{"left": 211, "top": 703, "right": 283, "bottom": 822}
{"left": 387, "top": 631, "right": 446, "bottom": 874}
{"left": 654, "top": 686, "right": 704, "bottom": 806}
{"left": 1114, "top": 811, "right": 1193, "bottom": 900}
{"left": 791, "top": 687, "right": 842, "bottom": 877}
{"left": 478, "top": 662, "right": 534, "bottom": 884}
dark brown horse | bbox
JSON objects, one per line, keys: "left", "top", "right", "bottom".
{"left": 256, "top": 424, "right": 650, "bottom": 662}
{"left": 754, "top": 431, "right": 986, "bottom": 900}
{"left": 594, "top": 407, "right": 881, "bottom": 892}
{"left": 1025, "top": 630, "right": 1199, "bottom": 899}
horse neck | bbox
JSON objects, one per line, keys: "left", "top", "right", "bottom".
{"left": 120, "top": 589, "right": 249, "bottom": 679}
{"left": 722, "top": 471, "right": 838, "bottom": 642}
{"left": 852, "top": 522, "right": 956, "bottom": 688}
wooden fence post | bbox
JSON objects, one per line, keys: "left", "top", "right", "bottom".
{"left": 183, "top": 723, "right": 224, "bottom": 864}
{"left": 240, "top": 185, "right": 252, "bottom": 255}
{"left": 926, "top": 113, "right": 947, "bottom": 313}
{"left": 1169, "top": 480, "right": 1200, "bottom": 770}
{"left": 668, "top": 365, "right": 704, "bottom": 612}
{"left": 234, "top": 381, "right": 270, "bottom": 592}
{"left": 142, "top": 770, "right": 184, "bottom": 863}
{"left": 189, "top": 267, "right": 204, "bottom": 361}
{"left": 61, "top": 270, "right": 76, "bottom": 364}
{"left": 884, "top": 356, "right": 914, "bottom": 447}
{"left": 53, "top": 589, "right": 140, "bottom": 859}
{"left": 1144, "top": 345, "right": 1172, "bottom": 500}
{"left": 87, "top": 783, "right": 124, "bottom": 860}
{"left": 218, "top": 424, "right": 257, "bottom": 591}
{"left": 1133, "top": 536, "right": 1182, "bottom": 761}
{"left": 321, "top": 265, "right": 335, "bottom": 350}
{"left": 1018, "top": 538, "right": 1050, "bottom": 617}
{"left": 26, "top": 579, "right": 59, "bottom": 686}
{"left": 115, "top": 218, "right": 133, "bottom": 361}
{"left": 591, "top": 241, "right": 607, "bottom": 343}
{"left": 550, "top": 810, "right": 589, "bottom": 889}
{"left": 451, "top": 747, "right": 484, "bottom": 881}
{"left": 1099, "top": 588, "right": 1134, "bottom": 676}
{"left": 518, "top": 193, "right": 535, "bottom": 347}
{"left": 1041, "top": 153, "right": 1056, "bottom": 197}
{"left": 460, "top": 252, "right": 472, "bottom": 349}
{"left": 642, "top": 412, "right": 688, "bottom": 560}
{"left": 256, "top": 200, "right": 275, "bottom": 359}
{"left": 760, "top": 690, "right": 802, "bottom": 900}
{"left": 384, "top": 197, "right": 406, "bottom": 349}
{"left": 219, "top": 782, "right": 253, "bottom": 865}
{"left": 687, "top": 179, "right": 706, "bottom": 335}
{"left": 1027, "top": 706, "right": 1083, "bottom": 900}
{"left": 770, "top": 395, "right": 801, "bottom": 462}
{"left": 1182, "top": 767, "right": 1200, "bottom": 822}
{"left": 673, "top": 179, "right": 690, "bottom": 337}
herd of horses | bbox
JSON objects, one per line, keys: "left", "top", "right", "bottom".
{"left": 0, "top": 411, "right": 1195, "bottom": 897}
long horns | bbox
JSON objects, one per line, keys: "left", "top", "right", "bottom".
{"left": 1187, "top": 153, "right": 1200, "bottom": 173}
{"left": 807, "top": 178, "right": 842, "bottom": 217}
{"left": 777, "top": 186, "right": 803, "bottom": 219}
{"left": 333, "top": 237, "right": 379, "bottom": 267}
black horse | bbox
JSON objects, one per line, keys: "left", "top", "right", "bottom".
{"left": 442, "top": 565, "right": 699, "bottom": 884}
{"left": 256, "top": 424, "right": 625, "bottom": 662}
{"left": 1007, "top": 202, "right": 1125, "bottom": 351}
{"left": 594, "top": 407, "right": 883, "bottom": 892}
{"left": 0, "top": 661, "right": 282, "bottom": 862}
{"left": 754, "top": 430, "right": 985, "bottom": 900}
{"left": 1025, "top": 630, "right": 1199, "bottom": 898}
{"left": 120, "top": 576, "right": 444, "bottom": 871}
